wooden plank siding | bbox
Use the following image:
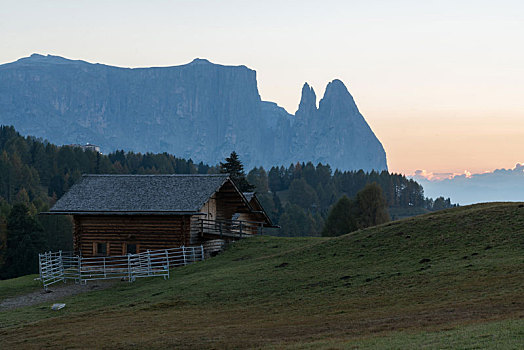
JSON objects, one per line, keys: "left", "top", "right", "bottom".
{"left": 73, "top": 215, "right": 191, "bottom": 257}
{"left": 190, "top": 215, "right": 203, "bottom": 245}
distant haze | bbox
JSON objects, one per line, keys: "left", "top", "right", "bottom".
{"left": 414, "top": 163, "right": 524, "bottom": 205}
{"left": 1, "top": 0, "right": 523, "bottom": 177}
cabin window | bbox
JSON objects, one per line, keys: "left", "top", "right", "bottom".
{"left": 126, "top": 244, "right": 137, "bottom": 254}
{"left": 96, "top": 242, "right": 107, "bottom": 256}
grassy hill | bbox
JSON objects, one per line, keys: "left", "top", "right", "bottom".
{"left": 1, "top": 202, "right": 523, "bottom": 349}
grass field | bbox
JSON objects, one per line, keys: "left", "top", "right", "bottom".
{"left": 0, "top": 274, "right": 41, "bottom": 301}
{"left": 1, "top": 202, "right": 523, "bottom": 349}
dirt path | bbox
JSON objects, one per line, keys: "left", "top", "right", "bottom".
{"left": 0, "top": 281, "right": 115, "bottom": 310}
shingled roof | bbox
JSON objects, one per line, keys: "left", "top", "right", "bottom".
{"left": 49, "top": 174, "right": 232, "bottom": 214}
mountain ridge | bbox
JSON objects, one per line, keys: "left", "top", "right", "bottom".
{"left": 0, "top": 54, "right": 387, "bottom": 171}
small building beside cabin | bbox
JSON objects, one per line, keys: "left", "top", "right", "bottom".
{"left": 46, "top": 174, "right": 275, "bottom": 257}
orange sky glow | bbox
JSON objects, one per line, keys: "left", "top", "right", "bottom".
{"left": 1, "top": 1, "right": 523, "bottom": 178}
{"left": 368, "top": 112, "right": 524, "bottom": 176}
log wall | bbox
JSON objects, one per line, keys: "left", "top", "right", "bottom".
{"left": 73, "top": 215, "right": 191, "bottom": 257}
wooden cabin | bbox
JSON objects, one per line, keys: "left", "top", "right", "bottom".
{"left": 46, "top": 174, "right": 275, "bottom": 257}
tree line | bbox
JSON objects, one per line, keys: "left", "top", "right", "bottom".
{"left": 0, "top": 125, "right": 456, "bottom": 278}
{"left": 245, "top": 163, "right": 455, "bottom": 237}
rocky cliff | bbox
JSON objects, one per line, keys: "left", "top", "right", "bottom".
{"left": 0, "top": 54, "right": 387, "bottom": 171}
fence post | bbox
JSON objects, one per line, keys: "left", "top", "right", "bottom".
{"left": 182, "top": 246, "right": 187, "bottom": 266}
{"left": 219, "top": 222, "right": 223, "bottom": 239}
{"left": 103, "top": 256, "right": 106, "bottom": 278}
{"left": 200, "top": 245, "right": 205, "bottom": 261}
{"left": 128, "top": 254, "right": 132, "bottom": 282}
{"left": 78, "top": 255, "right": 82, "bottom": 284}
{"left": 38, "top": 253, "right": 43, "bottom": 282}
{"left": 147, "top": 250, "right": 152, "bottom": 276}
{"left": 165, "top": 249, "right": 170, "bottom": 279}
{"left": 59, "top": 250, "right": 65, "bottom": 283}
{"left": 239, "top": 222, "right": 243, "bottom": 239}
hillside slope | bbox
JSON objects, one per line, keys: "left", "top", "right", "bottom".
{"left": 1, "top": 203, "right": 523, "bottom": 348}
{"left": 0, "top": 54, "right": 387, "bottom": 171}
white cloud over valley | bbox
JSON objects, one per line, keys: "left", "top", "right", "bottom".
{"left": 413, "top": 163, "right": 524, "bottom": 205}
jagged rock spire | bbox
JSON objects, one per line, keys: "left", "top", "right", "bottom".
{"left": 296, "top": 82, "right": 317, "bottom": 116}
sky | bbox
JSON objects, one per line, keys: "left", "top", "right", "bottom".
{"left": 1, "top": 0, "right": 523, "bottom": 177}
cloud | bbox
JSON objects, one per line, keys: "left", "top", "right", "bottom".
{"left": 411, "top": 163, "right": 524, "bottom": 205}
{"left": 413, "top": 169, "right": 470, "bottom": 181}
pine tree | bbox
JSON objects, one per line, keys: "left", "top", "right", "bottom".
{"left": 0, "top": 203, "right": 45, "bottom": 279}
{"left": 278, "top": 204, "right": 312, "bottom": 237}
{"left": 268, "top": 167, "right": 282, "bottom": 192}
{"left": 356, "top": 182, "right": 390, "bottom": 229}
{"left": 321, "top": 195, "right": 358, "bottom": 236}
{"left": 322, "top": 183, "right": 390, "bottom": 237}
{"left": 288, "top": 178, "right": 318, "bottom": 210}
{"left": 219, "top": 152, "right": 254, "bottom": 192}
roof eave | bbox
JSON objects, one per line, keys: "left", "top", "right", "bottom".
{"left": 40, "top": 211, "right": 205, "bottom": 216}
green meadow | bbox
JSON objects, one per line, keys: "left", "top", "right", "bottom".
{"left": 1, "top": 202, "right": 523, "bottom": 349}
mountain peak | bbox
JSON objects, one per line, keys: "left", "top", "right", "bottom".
{"left": 17, "top": 53, "right": 84, "bottom": 66}
{"left": 323, "top": 79, "right": 350, "bottom": 98}
{"left": 319, "top": 79, "right": 357, "bottom": 112}
{"left": 189, "top": 58, "right": 212, "bottom": 65}
{"left": 296, "top": 82, "right": 317, "bottom": 116}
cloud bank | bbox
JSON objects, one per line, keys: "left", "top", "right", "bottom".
{"left": 412, "top": 163, "right": 524, "bottom": 205}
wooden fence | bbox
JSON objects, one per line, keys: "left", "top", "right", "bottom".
{"left": 38, "top": 246, "right": 204, "bottom": 290}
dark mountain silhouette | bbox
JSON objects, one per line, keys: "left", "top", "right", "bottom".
{"left": 0, "top": 54, "right": 387, "bottom": 171}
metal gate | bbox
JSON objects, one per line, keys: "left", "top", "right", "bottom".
{"left": 38, "top": 246, "right": 204, "bottom": 290}
{"left": 38, "top": 251, "right": 65, "bottom": 289}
